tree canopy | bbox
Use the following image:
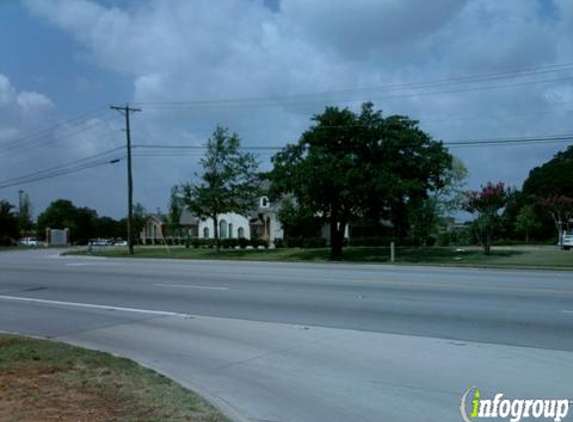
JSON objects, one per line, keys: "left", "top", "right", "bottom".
{"left": 37, "top": 199, "right": 130, "bottom": 244}
{"left": 179, "top": 125, "right": 260, "bottom": 251}
{"left": 523, "top": 145, "right": 573, "bottom": 197}
{"left": 463, "top": 181, "right": 512, "bottom": 255}
{"left": 512, "top": 145, "right": 573, "bottom": 241}
{"left": 270, "top": 102, "right": 453, "bottom": 259}
{"left": 37, "top": 199, "right": 97, "bottom": 244}
{"left": 0, "top": 200, "right": 19, "bottom": 245}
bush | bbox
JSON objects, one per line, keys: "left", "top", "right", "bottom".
{"left": 437, "top": 232, "right": 451, "bottom": 247}
{"left": 220, "top": 238, "right": 239, "bottom": 249}
{"left": 250, "top": 238, "right": 269, "bottom": 248}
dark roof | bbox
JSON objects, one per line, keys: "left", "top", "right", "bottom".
{"left": 180, "top": 209, "right": 199, "bottom": 225}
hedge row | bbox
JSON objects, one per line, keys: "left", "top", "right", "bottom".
{"left": 188, "top": 238, "right": 269, "bottom": 249}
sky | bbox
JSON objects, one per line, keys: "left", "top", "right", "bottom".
{"left": 1, "top": 0, "right": 573, "bottom": 219}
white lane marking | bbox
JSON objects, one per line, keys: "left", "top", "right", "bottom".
{"left": 66, "top": 263, "right": 89, "bottom": 266}
{"left": 562, "top": 310, "right": 573, "bottom": 314}
{"left": 153, "top": 283, "right": 229, "bottom": 291}
{"left": 0, "top": 295, "right": 190, "bottom": 317}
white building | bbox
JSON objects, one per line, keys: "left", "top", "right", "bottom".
{"left": 138, "top": 196, "right": 284, "bottom": 245}
{"left": 197, "top": 212, "right": 251, "bottom": 240}
{"left": 194, "top": 196, "right": 284, "bottom": 244}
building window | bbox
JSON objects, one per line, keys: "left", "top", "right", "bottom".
{"left": 203, "top": 227, "right": 209, "bottom": 238}
{"left": 260, "top": 196, "right": 269, "bottom": 208}
{"left": 238, "top": 227, "right": 245, "bottom": 238}
{"left": 228, "top": 223, "right": 233, "bottom": 238}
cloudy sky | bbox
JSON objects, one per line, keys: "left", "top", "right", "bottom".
{"left": 1, "top": 0, "right": 572, "bottom": 219}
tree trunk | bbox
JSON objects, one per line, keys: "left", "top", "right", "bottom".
{"left": 551, "top": 213, "right": 563, "bottom": 249}
{"left": 213, "top": 213, "right": 220, "bottom": 253}
{"left": 329, "top": 220, "right": 346, "bottom": 261}
{"left": 329, "top": 222, "right": 340, "bottom": 261}
{"left": 525, "top": 231, "right": 529, "bottom": 244}
{"left": 483, "top": 229, "right": 492, "bottom": 255}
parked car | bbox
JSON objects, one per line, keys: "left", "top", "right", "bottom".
{"left": 88, "top": 238, "right": 113, "bottom": 246}
{"left": 561, "top": 232, "right": 573, "bottom": 250}
{"left": 113, "top": 240, "right": 128, "bottom": 246}
{"left": 19, "top": 237, "right": 38, "bottom": 246}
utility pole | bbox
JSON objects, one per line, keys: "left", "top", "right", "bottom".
{"left": 110, "top": 104, "right": 141, "bottom": 255}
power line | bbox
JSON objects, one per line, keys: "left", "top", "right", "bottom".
{"left": 0, "top": 147, "right": 125, "bottom": 189}
{"left": 3, "top": 133, "right": 570, "bottom": 189}
{"left": 0, "top": 157, "right": 124, "bottom": 189}
{"left": 131, "top": 133, "right": 573, "bottom": 153}
{"left": 0, "top": 110, "right": 122, "bottom": 160}
{"left": 0, "top": 107, "right": 111, "bottom": 148}
{"left": 132, "top": 63, "right": 573, "bottom": 109}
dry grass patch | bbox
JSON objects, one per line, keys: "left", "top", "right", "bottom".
{"left": 0, "top": 335, "right": 228, "bottom": 422}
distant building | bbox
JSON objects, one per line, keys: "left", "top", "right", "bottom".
{"left": 139, "top": 196, "right": 284, "bottom": 246}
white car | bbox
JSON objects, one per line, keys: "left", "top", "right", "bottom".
{"left": 561, "top": 232, "right": 573, "bottom": 250}
{"left": 88, "top": 239, "right": 113, "bottom": 246}
{"left": 19, "top": 237, "right": 38, "bottom": 246}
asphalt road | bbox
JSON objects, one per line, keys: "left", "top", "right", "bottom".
{"left": 1, "top": 248, "right": 572, "bottom": 422}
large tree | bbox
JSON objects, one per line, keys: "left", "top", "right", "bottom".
{"left": 514, "top": 204, "right": 540, "bottom": 243}
{"left": 0, "top": 200, "right": 19, "bottom": 246}
{"left": 523, "top": 145, "right": 573, "bottom": 197}
{"left": 167, "top": 186, "right": 184, "bottom": 238}
{"left": 538, "top": 195, "right": 573, "bottom": 248}
{"left": 37, "top": 199, "right": 97, "bottom": 244}
{"left": 179, "top": 126, "right": 260, "bottom": 252}
{"left": 520, "top": 145, "right": 573, "bottom": 240}
{"left": 463, "top": 182, "right": 512, "bottom": 255}
{"left": 270, "top": 102, "right": 453, "bottom": 260}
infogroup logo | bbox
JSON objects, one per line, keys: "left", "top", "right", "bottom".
{"left": 460, "top": 387, "right": 571, "bottom": 422}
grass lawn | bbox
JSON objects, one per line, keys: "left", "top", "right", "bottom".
{"left": 0, "top": 334, "right": 228, "bottom": 422}
{"left": 68, "top": 244, "right": 573, "bottom": 270}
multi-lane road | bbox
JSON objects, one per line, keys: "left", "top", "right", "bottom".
{"left": 1, "top": 248, "right": 572, "bottom": 421}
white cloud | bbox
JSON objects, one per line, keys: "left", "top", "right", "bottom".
{"left": 18, "top": 0, "right": 573, "bottom": 216}
{"left": 0, "top": 72, "right": 123, "bottom": 216}
{"left": 16, "top": 91, "right": 54, "bottom": 110}
{"left": 0, "top": 74, "right": 55, "bottom": 140}
{"left": 0, "top": 75, "right": 17, "bottom": 105}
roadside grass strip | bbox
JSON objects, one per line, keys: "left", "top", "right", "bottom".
{"left": 0, "top": 334, "right": 228, "bottom": 422}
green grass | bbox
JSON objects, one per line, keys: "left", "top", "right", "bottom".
{"left": 0, "top": 334, "right": 228, "bottom": 422}
{"left": 67, "top": 244, "right": 573, "bottom": 270}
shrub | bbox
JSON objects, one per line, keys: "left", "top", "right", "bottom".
{"left": 437, "top": 232, "right": 451, "bottom": 247}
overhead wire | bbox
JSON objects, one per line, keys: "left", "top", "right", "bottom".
{"left": 4, "top": 63, "right": 573, "bottom": 189}
{"left": 0, "top": 106, "right": 111, "bottom": 149}
{"left": 0, "top": 146, "right": 125, "bottom": 189}
{"left": 132, "top": 63, "right": 573, "bottom": 109}
{"left": 130, "top": 133, "right": 573, "bottom": 154}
